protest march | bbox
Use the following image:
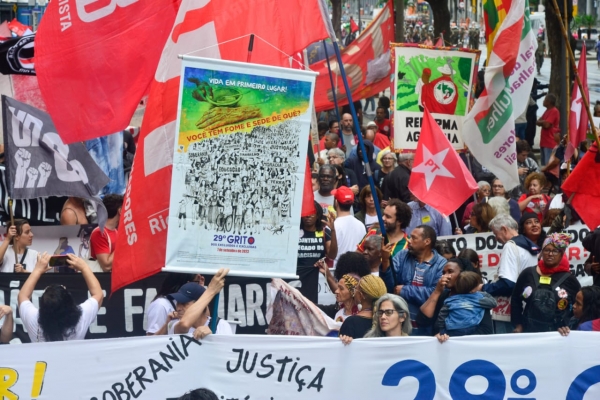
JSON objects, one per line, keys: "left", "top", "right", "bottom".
{"left": 1, "top": 0, "right": 600, "bottom": 399}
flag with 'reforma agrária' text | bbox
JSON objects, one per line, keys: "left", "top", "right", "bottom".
{"left": 462, "top": 0, "right": 524, "bottom": 190}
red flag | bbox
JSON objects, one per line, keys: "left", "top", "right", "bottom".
{"left": 301, "top": 157, "right": 316, "bottom": 217}
{"left": 567, "top": 43, "right": 589, "bottom": 160}
{"left": 111, "top": 0, "right": 333, "bottom": 293}
{"left": 350, "top": 17, "right": 359, "bottom": 33}
{"left": 313, "top": 1, "right": 394, "bottom": 112}
{"left": 434, "top": 37, "right": 443, "bottom": 47}
{"left": 408, "top": 108, "right": 478, "bottom": 216}
{"left": 562, "top": 143, "right": 600, "bottom": 230}
{"left": 35, "top": 0, "right": 181, "bottom": 144}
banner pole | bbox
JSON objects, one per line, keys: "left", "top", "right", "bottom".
{"left": 210, "top": 292, "right": 220, "bottom": 334}
{"left": 247, "top": 34, "right": 255, "bottom": 63}
{"left": 550, "top": 0, "right": 600, "bottom": 150}
{"left": 464, "top": 149, "right": 478, "bottom": 202}
{"left": 331, "top": 41, "right": 386, "bottom": 236}
{"left": 322, "top": 40, "right": 343, "bottom": 144}
{"left": 8, "top": 198, "right": 18, "bottom": 267}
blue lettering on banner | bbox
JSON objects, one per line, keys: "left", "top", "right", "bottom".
{"left": 382, "top": 360, "right": 600, "bottom": 399}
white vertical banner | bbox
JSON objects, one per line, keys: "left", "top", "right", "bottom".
{"left": 164, "top": 57, "right": 317, "bottom": 278}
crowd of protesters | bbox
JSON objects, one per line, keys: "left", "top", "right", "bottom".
{"left": 1, "top": 86, "right": 600, "bottom": 348}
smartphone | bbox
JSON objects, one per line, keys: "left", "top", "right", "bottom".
{"left": 49, "top": 255, "right": 74, "bottom": 273}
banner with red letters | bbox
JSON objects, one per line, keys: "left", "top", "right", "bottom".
{"left": 111, "top": 0, "right": 334, "bottom": 292}
{"left": 35, "top": 0, "right": 181, "bottom": 143}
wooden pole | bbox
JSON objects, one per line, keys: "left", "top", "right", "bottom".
{"left": 563, "top": 0, "right": 570, "bottom": 144}
{"left": 8, "top": 198, "right": 18, "bottom": 269}
{"left": 551, "top": 0, "right": 600, "bottom": 150}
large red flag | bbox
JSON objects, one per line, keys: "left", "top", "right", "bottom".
{"left": 408, "top": 108, "right": 478, "bottom": 216}
{"left": 111, "top": 0, "right": 333, "bottom": 292}
{"left": 35, "top": 0, "right": 181, "bottom": 144}
{"left": 562, "top": 143, "right": 600, "bottom": 230}
{"left": 313, "top": 1, "right": 394, "bottom": 112}
{"left": 567, "top": 43, "right": 589, "bottom": 160}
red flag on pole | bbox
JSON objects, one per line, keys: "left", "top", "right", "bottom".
{"left": 408, "top": 108, "right": 478, "bottom": 216}
{"left": 111, "top": 0, "right": 333, "bottom": 293}
{"left": 434, "top": 36, "right": 444, "bottom": 47}
{"left": 567, "top": 43, "right": 589, "bottom": 160}
{"left": 562, "top": 143, "right": 600, "bottom": 230}
{"left": 350, "top": 17, "right": 359, "bottom": 33}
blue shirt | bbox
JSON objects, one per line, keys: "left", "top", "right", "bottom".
{"left": 380, "top": 249, "right": 447, "bottom": 322}
{"left": 406, "top": 202, "right": 452, "bottom": 237}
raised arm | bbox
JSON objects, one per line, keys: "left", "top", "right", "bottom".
{"left": 0, "top": 226, "right": 16, "bottom": 266}
{"left": 0, "top": 305, "right": 13, "bottom": 344}
{"left": 18, "top": 252, "right": 52, "bottom": 306}
{"left": 67, "top": 254, "right": 104, "bottom": 307}
{"left": 175, "top": 268, "right": 229, "bottom": 334}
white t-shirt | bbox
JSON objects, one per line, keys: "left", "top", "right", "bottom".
{"left": 168, "top": 317, "right": 233, "bottom": 336}
{"left": 334, "top": 215, "right": 366, "bottom": 267}
{"left": 146, "top": 297, "right": 174, "bottom": 334}
{"left": 0, "top": 248, "right": 39, "bottom": 273}
{"left": 492, "top": 240, "right": 538, "bottom": 322}
{"left": 334, "top": 308, "right": 353, "bottom": 323}
{"left": 19, "top": 298, "right": 99, "bottom": 342}
{"left": 365, "top": 213, "right": 379, "bottom": 229}
{"left": 496, "top": 240, "right": 539, "bottom": 283}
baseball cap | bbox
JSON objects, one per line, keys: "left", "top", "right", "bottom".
{"left": 332, "top": 186, "right": 354, "bottom": 205}
{"left": 168, "top": 283, "right": 206, "bottom": 304}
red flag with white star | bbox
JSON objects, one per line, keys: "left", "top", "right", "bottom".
{"left": 408, "top": 108, "right": 478, "bottom": 216}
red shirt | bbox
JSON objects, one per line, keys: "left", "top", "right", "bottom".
{"left": 540, "top": 107, "right": 559, "bottom": 149}
{"left": 375, "top": 119, "right": 391, "bottom": 137}
{"left": 518, "top": 193, "right": 550, "bottom": 221}
{"left": 90, "top": 227, "right": 117, "bottom": 258}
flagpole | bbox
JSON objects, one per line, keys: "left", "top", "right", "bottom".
{"left": 464, "top": 149, "right": 478, "bottom": 202}
{"left": 551, "top": 0, "right": 600, "bottom": 150}
{"left": 331, "top": 41, "right": 386, "bottom": 236}
{"left": 8, "top": 198, "right": 18, "bottom": 269}
{"left": 322, "top": 40, "right": 343, "bottom": 144}
{"left": 563, "top": 0, "right": 570, "bottom": 151}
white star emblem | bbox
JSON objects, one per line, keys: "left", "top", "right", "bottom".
{"left": 412, "top": 145, "right": 455, "bottom": 190}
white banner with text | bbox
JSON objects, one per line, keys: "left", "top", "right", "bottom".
{"left": 1, "top": 333, "right": 599, "bottom": 399}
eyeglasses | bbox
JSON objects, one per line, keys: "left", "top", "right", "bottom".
{"left": 376, "top": 309, "right": 397, "bottom": 317}
{"left": 543, "top": 248, "right": 561, "bottom": 255}
{"left": 492, "top": 184, "right": 504, "bottom": 188}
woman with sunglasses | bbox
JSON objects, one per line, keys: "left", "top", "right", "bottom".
{"left": 512, "top": 233, "right": 580, "bottom": 333}
{"left": 18, "top": 253, "right": 104, "bottom": 342}
{"left": 364, "top": 294, "right": 412, "bottom": 337}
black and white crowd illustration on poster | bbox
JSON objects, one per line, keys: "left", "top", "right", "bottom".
{"left": 165, "top": 58, "right": 316, "bottom": 277}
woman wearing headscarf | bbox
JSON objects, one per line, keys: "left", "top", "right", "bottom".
{"left": 334, "top": 274, "right": 360, "bottom": 323}
{"left": 339, "top": 274, "right": 387, "bottom": 343}
{"left": 512, "top": 233, "right": 581, "bottom": 333}
{"left": 417, "top": 258, "right": 493, "bottom": 335}
{"left": 364, "top": 294, "right": 412, "bottom": 337}
{"left": 519, "top": 212, "right": 547, "bottom": 248}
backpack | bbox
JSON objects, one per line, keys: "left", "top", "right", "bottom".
{"left": 524, "top": 270, "right": 570, "bottom": 332}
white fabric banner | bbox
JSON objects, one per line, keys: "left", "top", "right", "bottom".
{"left": 1, "top": 333, "right": 600, "bottom": 399}
{"left": 165, "top": 57, "right": 317, "bottom": 278}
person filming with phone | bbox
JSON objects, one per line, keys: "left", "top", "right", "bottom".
{"left": 0, "top": 219, "right": 38, "bottom": 273}
{"left": 18, "top": 253, "right": 104, "bottom": 342}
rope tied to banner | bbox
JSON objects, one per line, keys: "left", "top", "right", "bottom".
{"left": 181, "top": 33, "right": 314, "bottom": 71}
